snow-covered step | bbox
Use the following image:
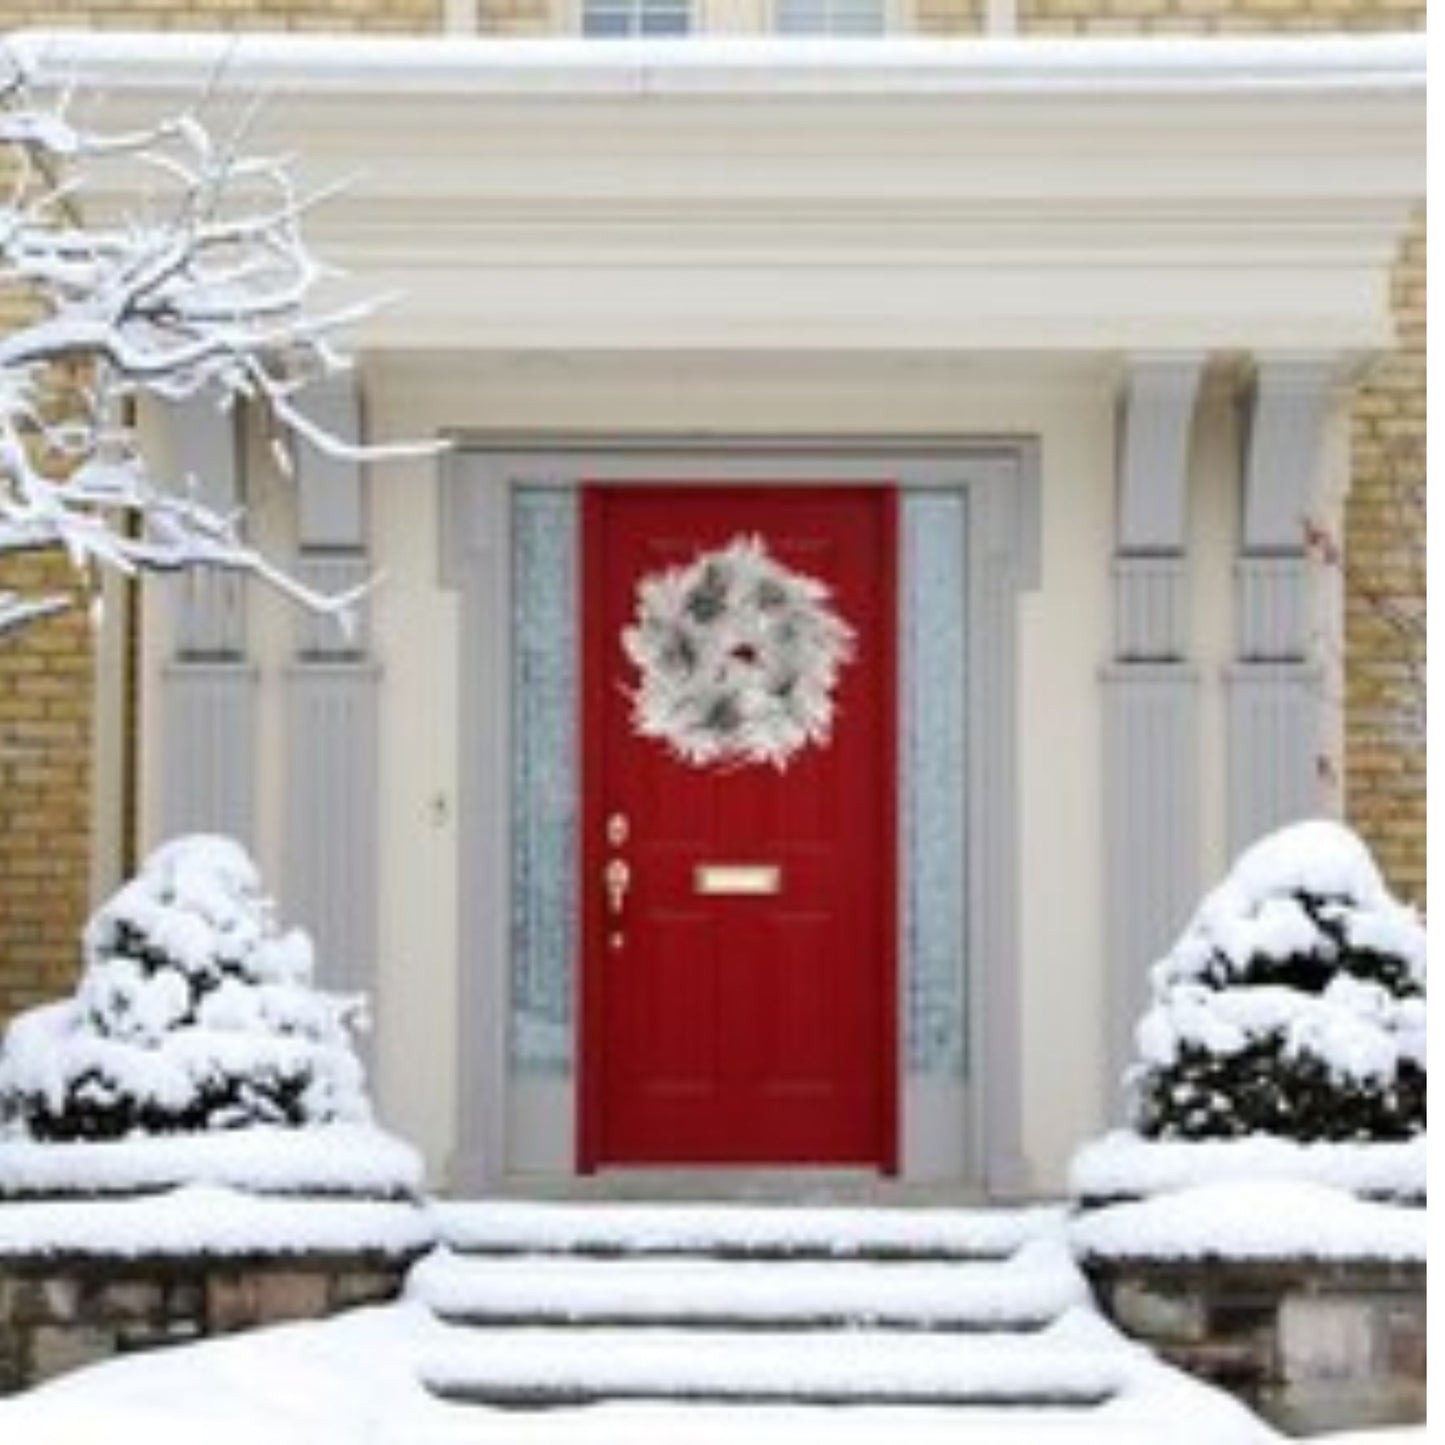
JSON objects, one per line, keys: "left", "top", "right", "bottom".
{"left": 410, "top": 1238, "right": 1085, "bottom": 1332}
{"left": 434, "top": 1200, "right": 1059, "bottom": 1261}
{"left": 419, "top": 1316, "right": 1126, "bottom": 1409}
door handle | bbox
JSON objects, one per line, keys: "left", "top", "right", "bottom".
{"left": 605, "top": 857, "right": 631, "bottom": 917}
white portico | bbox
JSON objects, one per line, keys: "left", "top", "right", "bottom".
{"left": 17, "top": 31, "right": 1421, "bottom": 1195}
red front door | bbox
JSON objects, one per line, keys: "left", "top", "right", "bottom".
{"left": 581, "top": 486, "right": 897, "bottom": 1169}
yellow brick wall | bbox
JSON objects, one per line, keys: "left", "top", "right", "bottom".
{"left": 12, "top": 2, "right": 443, "bottom": 33}
{"left": 1019, "top": 0, "right": 1422, "bottom": 34}
{"left": 1343, "top": 213, "right": 1426, "bottom": 902}
{"left": 1, "top": 104, "right": 95, "bottom": 1019}
{"left": 477, "top": 0, "right": 556, "bottom": 34}
{"left": 915, "top": 0, "right": 985, "bottom": 34}
{"left": 0, "top": 556, "right": 92, "bottom": 1021}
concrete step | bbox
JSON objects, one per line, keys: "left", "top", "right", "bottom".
{"left": 418, "top": 1318, "right": 1127, "bottom": 1410}
{"left": 410, "top": 1239, "right": 1085, "bottom": 1332}
{"left": 433, "top": 1200, "right": 1059, "bottom": 1262}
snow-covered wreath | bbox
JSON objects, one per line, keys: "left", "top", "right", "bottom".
{"left": 622, "top": 535, "right": 857, "bottom": 771}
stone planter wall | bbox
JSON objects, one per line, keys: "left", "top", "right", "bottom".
{"left": 1085, "top": 1256, "right": 1426, "bottom": 1436}
{"left": 0, "top": 1250, "right": 417, "bottom": 1394}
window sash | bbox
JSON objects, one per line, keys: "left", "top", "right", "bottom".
{"left": 775, "top": 0, "right": 887, "bottom": 35}
{"left": 582, "top": 0, "right": 691, "bottom": 36}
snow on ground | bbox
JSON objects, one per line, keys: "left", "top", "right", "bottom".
{"left": 0, "top": 1123, "right": 424, "bottom": 1199}
{"left": 0, "top": 1298, "right": 1280, "bottom": 1445}
{"left": 1071, "top": 1130, "right": 1426, "bottom": 1203}
{"left": 0, "top": 1183, "right": 433, "bottom": 1259}
{"left": 1070, "top": 1178, "right": 1427, "bottom": 1263}
{"left": 1322, "top": 1435, "right": 1428, "bottom": 1444}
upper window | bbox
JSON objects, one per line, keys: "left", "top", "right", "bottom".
{"left": 582, "top": 0, "right": 692, "bottom": 35}
{"left": 775, "top": 0, "right": 886, "bottom": 34}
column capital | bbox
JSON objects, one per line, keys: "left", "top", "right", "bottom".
{"left": 1117, "top": 355, "right": 1205, "bottom": 557}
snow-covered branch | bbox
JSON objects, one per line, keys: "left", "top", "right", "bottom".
{"left": 0, "top": 44, "right": 436, "bottom": 639}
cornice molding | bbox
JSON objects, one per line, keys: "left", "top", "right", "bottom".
{"left": 22, "top": 33, "right": 1420, "bottom": 356}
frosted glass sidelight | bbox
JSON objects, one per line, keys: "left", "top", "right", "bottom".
{"left": 902, "top": 491, "right": 969, "bottom": 1079}
{"left": 510, "top": 488, "right": 578, "bottom": 1076}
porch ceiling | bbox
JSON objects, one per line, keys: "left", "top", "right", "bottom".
{"left": 12, "top": 33, "right": 1424, "bottom": 358}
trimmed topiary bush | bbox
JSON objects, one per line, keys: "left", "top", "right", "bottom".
{"left": 1128, "top": 821, "right": 1426, "bottom": 1143}
{"left": 0, "top": 836, "right": 369, "bottom": 1141}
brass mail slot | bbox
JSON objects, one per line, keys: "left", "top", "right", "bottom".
{"left": 694, "top": 864, "right": 782, "bottom": 897}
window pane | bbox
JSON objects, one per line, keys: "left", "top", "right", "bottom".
{"left": 777, "top": 0, "right": 885, "bottom": 34}
{"left": 583, "top": 0, "right": 692, "bottom": 36}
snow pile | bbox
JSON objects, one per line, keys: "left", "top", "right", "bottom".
{"left": 0, "top": 1124, "right": 423, "bottom": 1200}
{"left": 0, "top": 1299, "right": 1278, "bottom": 1445}
{"left": 1071, "top": 1130, "right": 1426, "bottom": 1205}
{"left": 1127, "top": 821, "right": 1425, "bottom": 1143}
{"left": 0, "top": 837, "right": 371, "bottom": 1142}
{"left": 0, "top": 1183, "right": 434, "bottom": 1261}
{"left": 1070, "top": 1178, "right": 1427, "bottom": 1264}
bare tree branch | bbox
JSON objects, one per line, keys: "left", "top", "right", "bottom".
{"left": 1305, "top": 441, "right": 1426, "bottom": 750}
{"left": 0, "top": 43, "right": 441, "bottom": 640}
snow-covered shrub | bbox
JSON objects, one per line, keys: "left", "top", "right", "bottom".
{"left": 0, "top": 837, "right": 370, "bottom": 1141}
{"left": 1128, "top": 821, "right": 1426, "bottom": 1143}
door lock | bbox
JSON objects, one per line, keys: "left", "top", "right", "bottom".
{"left": 605, "top": 857, "right": 631, "bottom": 917}
{"left": 606, "top": 812, "right": 630, "bottom": 848}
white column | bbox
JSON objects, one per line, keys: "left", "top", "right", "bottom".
{"left": 158, "top": 400, "right": 258, "bottom": 846}
{"left": 282, "top": 378, "right": 381, "bottom": 1004}
{"left": 1227, "top": 359, "right": 1336, "bottom": 854}
{"left": 1101, "top": 356, "right": 1203, "bottom": 1105}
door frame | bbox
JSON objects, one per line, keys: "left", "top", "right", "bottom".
{"left": 578, "top": 484, "right": 900, "bottom": 1175}
{"left": 440, "top": 437, "right": 1040, "bottom": 1197}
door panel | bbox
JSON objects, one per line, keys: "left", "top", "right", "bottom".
{"left": 582, "top": 486, "right": 897, "bottom": 1168}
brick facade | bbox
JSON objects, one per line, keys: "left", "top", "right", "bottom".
{"left": 0, "top": 0, "right": 1426, "bottom": 1029}
{"left": 915, "top": 1, "right": 985, "bottom": 34}
{"left": 0, "top": 559, "right": 91, "bottom": 1023}
{"left": 1345, "top": 214, "right": 1426, "bottom": 901}
{"left": 477, "top": 0, "right": 556, "bottom": 34}
{"left": 1019, "top": 0, "right": 1421, "bottom": 33}
{"left": 11, "top": 3, "right": 442, "bottom": 33}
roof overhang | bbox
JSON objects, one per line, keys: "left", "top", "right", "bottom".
{"left": 9, "top": 32, "right": 1425, "bottom": 358}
